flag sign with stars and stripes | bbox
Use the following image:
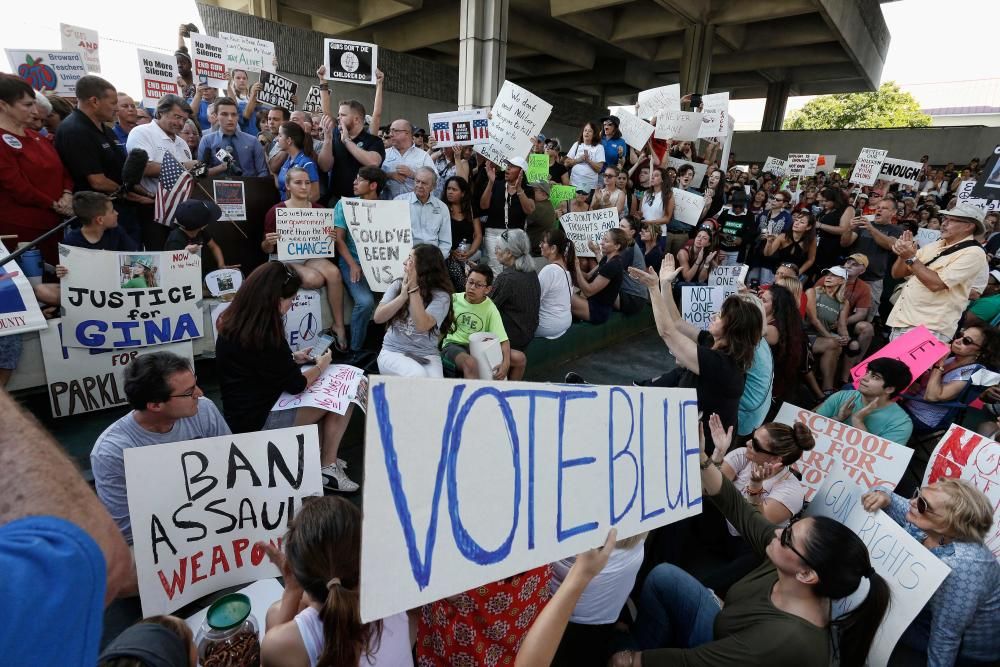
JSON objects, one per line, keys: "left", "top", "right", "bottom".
{"left": 155, "top": 152, "right": 193, "bottom": 225}
{"left": 432, "top": 121, "right": 452, "bottom": 144}
{"left": 472, "top": 118, "right": 489, "bottom": 140}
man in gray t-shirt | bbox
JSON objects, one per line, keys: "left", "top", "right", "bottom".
{"left": 90, "top": 353, "right": 230, "bottom": 545}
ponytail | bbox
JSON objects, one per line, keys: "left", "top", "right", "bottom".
{"left": 318, "top": 579, "right": 382, "bottom": 667}
{"left": 832, "top": 571, "right": 890, "bottom": 667}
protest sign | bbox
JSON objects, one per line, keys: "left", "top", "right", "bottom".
{"left": 775, "top": 403, "right": 912, "bottom": 502}
{"left": 284, "top": 289, "right": 320, "bottom": 352}
{"left": 806, "top": 467, "right": 952, "bottom": 666}
{"left": 205, "top": 269, "right": 242, "bottom": 297}
{"left": 343, "top": 199, "right": 412, "bottom": 290}
{"left": 559, "top": 209, "right": 619, "bottom": 257}
{"left": 0, "top": 241, "right": 47, "bottom": 337}
{"left": 957, "top": 179, "right": 975, "bottom": 203}
{"left": 526, "top": 153, "right": 549, "bottom": 183}
{"left": 276, "top": 208, "right": 336, "bottom": 261}
{"left": 213, "top": 180, "right": 246, "bottom": 221}
{"left": 667, "top": 157, "right": 707, "bottom": 189}
{"left": 816, "top": 154, "right": 837, "bottom": 172}
{"left": 475, "top": 81, "right": 552, "bottom": 167}
{"left": 709, "top": 264, "right": 748, "bottom": 296}
{"left": 787, "top": 153, "right": 819, "bottom": 177}
{"left": 301, "top": 85, "right": 322, "bottom": 114}
{"left": 324, "top": 39, "right": 377, "bottom": 85}
{"left": 878, "top": 157, "right": 923, "bottom": 187}
{"left": 360, "top": 377, "right": 702, "bottom": 622}
{"left": 256, "top": 70, "right": 297, "bottom": 112}
{"left": 60, "top": 23, "right": 100, "bottom": 73}
{"left": 653, "top": 110, "right": 702, "bottom": 141}
{"left": 850, "top": 148, "right": 888, "bottom": 186}
{"left": 136, "top": 49, "right": 178, "bottom": 107}
{"left": 671, "top": 188, "right": 705, "bottom": 226}
{"left": 682, "top": 285, "right": 724, "bottom": 330}
{"left": 850, "top": 325, "right": 947, "bottom": 390}
{"left": 273, "top": 364, "right": 367, "bottom": 415}
{"left": 915, "top": 228, "right": 941, "bottom": 248}
{"left": 971, "top": 144, "right": 1000, "bottom": 199}
{"left": 719, "top": 115, "right": 736, "bottom": 172}
{"left": 190, "top": 34, "right": 227, "bottom": 88}
{"left": 39, "top": 319, "right": 193, "bottom": 418}
{"left": 219, "top": 32, "right": 275, "bottom": 73}
{"left": 923, "top": 425, "right": 1000, "bottom": 559}
{"left": 762, "top": 156, "right": 787, "bottom": 178}
{"left": 59, "top": 246, "right": 203, "bottom": 349}
{"left": 636, "top": 83, "right": 679, "bottom": 119}
{"left": 5, "top": 50, "right": 86, "bottom": 95}
{"left": 550, "top": 184, "right": 576, "bottom": 210}
{"left": 615, "top": 108, "right": 654, "bottom": 150}
{"left": 427, "top": 109, "right": 490, "bottom": 148}
{"left": 698, "top": 93, "right": 729, "bottom": 140}
{"left": 125, "top": 426, "right": 323, "bottom": 616}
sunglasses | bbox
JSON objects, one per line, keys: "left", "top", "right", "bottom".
{"left": 911, "top": 488, "right": 937, "bottom": 515}
{"left": 954, "top": 334, "right": 981, "bottom": 347}
{"left": 779, "top": 262, "right": 799, "bottom": 271}
{"left": 749, "top": 435, "right": 780, "bottom": 457}
{"left": 282, "top": 264, "right": 297, "bottom": 285}
{"left": 780, "top": 518, "right": 818, "bottom": 571}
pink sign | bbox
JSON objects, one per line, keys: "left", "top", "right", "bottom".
{"left": 850, "top": 325, "right": 949, "bottom": 390}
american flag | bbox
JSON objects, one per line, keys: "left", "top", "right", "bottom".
{"left": 432, "top": 121, "right": 452, "bottom": 143}
{"left": 155, "top": 152, "right": 193, "bottom": 225}
{"left": 472, "top": 118, "right": 489, "bottom": 140}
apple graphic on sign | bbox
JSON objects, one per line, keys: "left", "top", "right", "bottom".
{"left": 17, "top": 55, "right": 57, "bottom": 91}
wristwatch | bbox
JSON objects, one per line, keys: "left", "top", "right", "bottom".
{"left": 904, "top": 257, "right": 916, "bottom": 266}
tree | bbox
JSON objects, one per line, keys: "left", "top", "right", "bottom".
{"left": 783, "top": 82, "right": 931, "bottom": 130}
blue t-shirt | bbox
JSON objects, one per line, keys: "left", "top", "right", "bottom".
{"left": 63, "top": 226, "right": 139, "bottom": 252}
{"left": 0, "top": 516, "right": 106, "bottom": 665}
{"left": 237, "top": 99, "right": 259, "bottom": 137}
{"left": 277, "top": 151, "right": 319, "bottom": 201}
{"left": 738, "top": 339, "right": 774, "bottom": 436}
{"left": 815, "top": 390, "right": 913, "bottom": 444}
{"left": 601, "top": 136, "right": 627, "bottom": 171}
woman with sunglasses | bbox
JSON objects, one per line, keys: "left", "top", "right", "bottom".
{"left": 747, "top": 190, "right": 793, "bottom": 285}
{"left": 610, "top": 416, "right": 888, "bottom": 667}
{"left": 592, "top": 165, "right": 626, "bottom": 217}
{"left": 861, "top": 480, "right": 998, "bottom": 666}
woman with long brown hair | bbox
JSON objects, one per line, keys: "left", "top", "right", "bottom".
{"left": 443, "top": 175, "right": 481, "bottom": 291}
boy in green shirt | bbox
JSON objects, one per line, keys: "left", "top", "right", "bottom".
{"left": 815, "top": 357, "right": 914, "bottom": 444}
{"left": 442, "top": 264, "right": 525, "bottom": 380}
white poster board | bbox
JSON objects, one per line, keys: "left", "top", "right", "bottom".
{"left": 427, "top": 109, "right": 490, "bottom": 148}
{"left": 60, "top": 23, "right": 100, "bottom": 73}
{"left": 762, "top": 156, "right": 787, "bottom": 177}
{"left": 682, "top": 285, "right": 724, "bottom": 331}
{"left": 671, "top": 188, "right": 705, "bottom": 226}
{"left": 922, "top": 425, "right": 1000, "bottom": 559}
{"left": 284, "top": 289, "right": 321, "bottom": 352}
{"left": 324, "top": 39, "right": 377, "bottom": 85}
{"left": 698, "top": 92, "right": 729, "bottom": 140}
{"left": 5, "top": 49, "right": 86, "bottom": 95}
{"left": 806, "top": 467, "right": 951, "bottom": 667}
{"left": 615, "top": 108, "right": 654, "bottom": 150}
{"left": 653, "top": 110, "right": 703, "bottom": 141}
{"left": 39, "top": 319, "right": 194, "bottom": 418}
{"left": 475, "top": 80, "right": 553, "bottom": 167}
{"left": 273, "top": 364, "right": 367, "bottom": 416}
{"left": 59, "top": 246, "right": 203, "bottom": 349}
{"left": 851, "top": 148, "right": 888, "bottom": 186}
{"left": 636, "top": 83, "right": 679, "bottom": 119}
{"left": 787, "top": 153, "right": 819, "bottom": 177}
{"left": 817, "top": 154, "right": 837, "bottom": 172}
{"left": 559, "top": 209, "right": 619, "bottom": 258}
{"left": 190, "top": 34, "right": 227, "bottom": 88}
{"left": 342, "top": 199, "right": 413, "bottom": 291}
{"left": 360, "top": 377, "right": 702, "bottom": 622}
{"left": 709, "top": 264, "right": 748, "bottom": 294}
{"left": 204, "top": 269, "right": 242, "bottom": 297}
{"left": 878, "top": 157, "right": 924, "bottom": 187}
{"left": 136, "top": 49, "right": 178, "bottom": 108}
{"left": 276, "top": 208, "right": 336, "bottom": 261}
{"left": 775, "top": 403, "right": 912, "bottom": 502}
{"left": 256, "top": 70, "right": 297, "bottom": 112}
{"left": 915, "top": 228, "right": 941, "bottom": 248}
{"left": 0, "top": 241, "right": 47, "bottom": 337}
{"left": 125, "top": 426, "right": 323, "bottom": 616}
{"left": 219, "top": 32, "right": 275, "bottom": 73}
{"left": 667, "top": 158, "right": 708, "bottom": 189}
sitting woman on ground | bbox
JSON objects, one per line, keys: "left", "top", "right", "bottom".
{"left": 571, "top": 229, "right": 627, "bottom": 325}
{"left": 591, "top": 165, "right": 626, "bottom": 217}
{"left": 260, "top": 496, "right": 412, "bottom": 667}
{"left": 373, "top": 244, "right": 454, "bottom": 378}
{"left": 764, "top": 209, "right": 817, "bottom": 282}
{"left": 861, "top": 480, "right": 998, "bottom": 667}
{"left": 536, "top": 227, "right": 575, "bottom": 339}
{"left": 215, "top": 262, "right": 358, "bottom": 493}
{"left": 615, "top": 216, "right": 651, "bottom": 316}
{"left": 490, "top": 229, "right": 541, "bottom": 355}
{"left": 608, "top": 418, "right": 888, "bottom": 667}
{"left": 443, "top": 174, "right": 482, "bottom": 292}
{"left": 761, "top": 284, "right": 806, "bottom": 411}
{"left": 638, "top": 222, "right": 664, "bottom": 272}
{"left": 263, "top": 166, "right": 349, "bottom": 352}
{"left": 805, "top": 266, "right": 850, "bottom": 399}
{"left": 676, "top": 226, "right": 721, "bottom": 285}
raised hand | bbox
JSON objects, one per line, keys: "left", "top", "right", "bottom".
{"left": 629, "top": 265, "right": 659, "bottom": 289}
{"left": 316, "top": 65, "right": 327, "bottom": 81}
{"left": 659, "top": 253, "right": 681, "bottom": 284}
{"left": 708, "top": 413, "right": 734, "bottom": 460}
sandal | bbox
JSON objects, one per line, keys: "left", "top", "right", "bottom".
{"left": 331, "top": 330, "right": 349, "bottom": 353}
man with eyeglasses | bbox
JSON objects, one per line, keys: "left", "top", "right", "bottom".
{"left": 381, "top": 118, "right": 434, "bottom": 199}
{"left": 840, "top": 197, "right": 903, "bottom": 313}
{"left": 112, "top": 93, "right": 139, "bottom": 152}
{"left": 90, "top": 352, "right": 229, "bottom": 592}
{"left": 815, "top": 356, "right": 913, "bottom": 444}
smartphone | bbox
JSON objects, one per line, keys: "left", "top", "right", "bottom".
{"left": 308, "top": 333, "right": 336, "bottom": 360}
{"left": 749, "top": 277, "right": 760, "bottom": 290}
{"left": 689, "top": 93, "right": 703, "bottom": 110}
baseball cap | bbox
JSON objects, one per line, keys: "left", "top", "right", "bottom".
{"left": 601, "top": 115, "right": 620, "bottom": 126}
{"left": 174, "top": 199, "right": 222, "bottom": 230}
{"left": 529, "top": 180, "right": 551, "bottom": 196}
{"left": 507, "top": 156, "right": 529, "bottom": 172}
{"left": 944, "top": 202, "right": 987, "bottom": 235}
{"left": 821, "top": 266, "right": 849, "bottom": 280}
{"left": 536, "top": 133, "right": 547, "bottom": 143}
{"left": 846, "top": 253, "right": 869, "bottom": 269}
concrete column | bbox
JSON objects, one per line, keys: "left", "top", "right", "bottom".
{"left": 247, "top": 0, "right": 279, "bottom": 21}
{"left": 458, "top": 0, "right": 508, "bottom": 109}
{"left": 679, "top": 24, "right": 714, "bottom": 97}
{"left": 761, "top": 81, "right": 790, "bottom": 131}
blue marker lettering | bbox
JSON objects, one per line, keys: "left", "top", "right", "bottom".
{"left": 608, "top": 387, "right": 637, "bottom": 525}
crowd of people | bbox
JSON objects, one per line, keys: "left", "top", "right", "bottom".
{"left": 1, "top": 21, "right": 999, "bottom": 667}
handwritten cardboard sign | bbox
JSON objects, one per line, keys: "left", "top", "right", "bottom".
{"left": 636, "top": 83, "right": 679, "bottom": 119}
{"left": 284, "top": 289, "right": 321, "bottom": 352}
{"left": 276, "top": 208, "right": 336, "bottom": 261}
{"left": 851, "top": 148, "right": 888, "bottom": 186}
{"left": 653, "top": 110, "right": 702, "bottom": 141}
{"left": 775, "top": 403, "right": 912, "bottom": 502}
{"left": 427, "top": 109, "right": 490, "bottom": 148}
{"left": 878, "top": 157, "right": 923, "bottom": 187}
{"left": 526, "top": 153, "right": 550, "bottom": 184}
{"left": 60, "top": 23, "right": 100, "bottom": 73}
{"left": 219, "top": 32, "right": 275, "bottom": 73}
{"left": 0, "top": 241, "right": 47, "bottom": 338}
{"left": 125, "top": 426, "right": 323, "bottom": 616}
{"left": 709, "top": 264, "right": 748, "bottom": 295}
{"left": 671, "top": 188, "right": 705, "bottom": 226}
{"left": 360, "top": 377, "right": 702, "bottom": 622}
{"left": 256, "top": 70, "right": 297, "bottom": 112}
{"left": 39, "top": 319, "right": 194, "bottom": 418}
{"left": 806, "top": 467, "right": 951, "bottom": 666}
{"left": 136, "top": 49, "right": 178, "bottom": 107}
{"left": 550, "top": 184, "right": 576, "bottom": 210}
{"left": 850, "top": 325, "right": 948, "bottom": 391}
{"left": 787, "top": 153, "right": 819, "bottom": 177}
{"left": 343, "top": 199, "right": 412, "bottom": 291}
{"left": 324, "top": 39, "right": 377, "bottom": 85}
{"left": 615, "top": 108, "right": 655, "bottom": 150}
{"left": 5, "top": 49, "right": 86, "bottom": 95}
{"left": 190, "top": 34, "right": 227, "bottom": 88}
{"left": 59, "top": 246, "right": 203, "bottom": 349}
{"left": 559, "top": 209, "right": 619, "bottom": 258}
{"left": 762, "top": 156, "right": 787, "bottom": 178}
{"left": 273, "top": 364, "right": 367, "bottom": 415}
{"left": 682, "top": 285, "right": 724, "bottom": 331}
{"left": 923, "top": 425, "right": 1000, "bottom": 559}
{"left": 475, "top": 80, "right": 553, "bottom": 167}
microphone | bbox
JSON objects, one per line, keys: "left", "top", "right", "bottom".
{"left": 115, "top": 148, "right": 150, "bottom": 199}
{"left": 216, "top": 146, "right": 244, "bottom": 176}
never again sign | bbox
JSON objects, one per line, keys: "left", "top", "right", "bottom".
{"left": 125, "top": 426, "right": 323, "bottom": 617}
{"left": 360, "top": 377, "right": 702, "bottom": 622}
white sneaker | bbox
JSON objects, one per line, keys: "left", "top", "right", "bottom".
{"left": 321, "top": 462, "right": 359, "bottom": 493}
{"left": 337, "top": 457, "right": 348, "bottom": 469}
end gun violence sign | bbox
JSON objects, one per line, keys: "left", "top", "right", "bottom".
{"left": 343, "top": 198, "right": 413, "bottom": 291}
{"left": 360, "top": 377, "right": 703, "bottom": 622}
{"left": 125, "top": 426, "right": 323, "bottom": 616}
{"left": 59, "top": 245, "right": 204, "bottom": 349}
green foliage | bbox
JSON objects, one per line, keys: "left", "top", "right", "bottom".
{"left": 783, "top": 82, "right": 932, "bottom": 130}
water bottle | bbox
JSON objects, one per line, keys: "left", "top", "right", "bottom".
{"left": 457, "top": 238, "right": 470, "bottom": 255}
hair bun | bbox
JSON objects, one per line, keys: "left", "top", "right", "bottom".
{"left": 792, "top": 422, "right": 816, "bottom": 451}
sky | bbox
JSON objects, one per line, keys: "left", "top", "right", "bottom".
{"left": 1, "top": 0, "right": 995, "bottom": 124}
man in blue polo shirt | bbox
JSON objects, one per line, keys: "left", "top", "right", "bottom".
{"left": 197, "top": 97, "right": 268, "bottom": 177}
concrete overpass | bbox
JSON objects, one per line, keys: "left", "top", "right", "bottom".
{"left": 197, "top": 0, "right": 891, "bottom": 132}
